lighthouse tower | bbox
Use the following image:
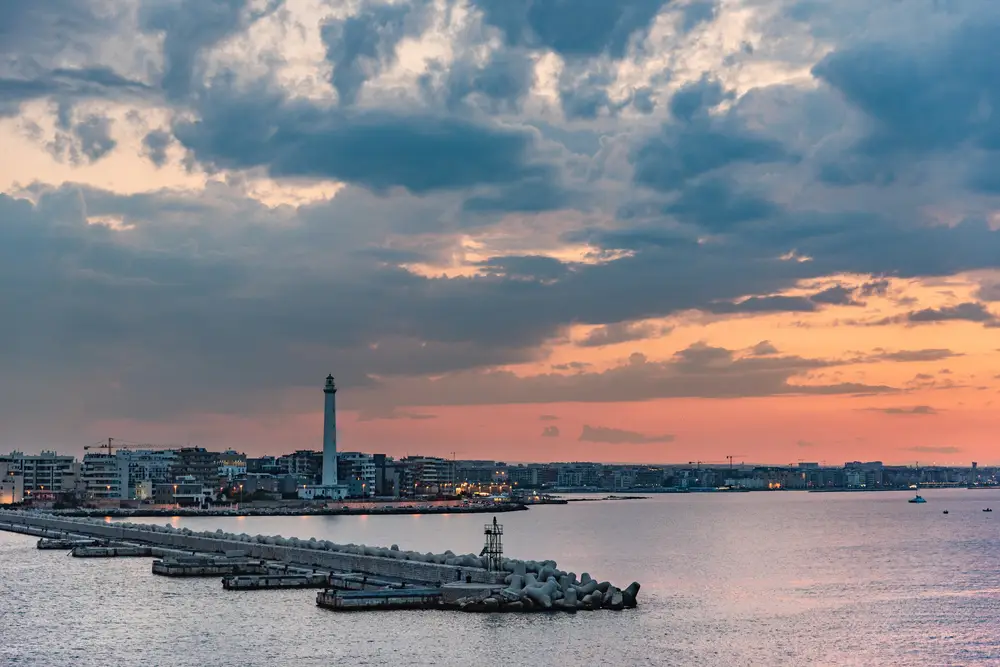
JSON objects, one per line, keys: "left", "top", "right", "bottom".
{"left": 297, "top": 374, "right": 347, "bottom": 501}
{"left": 321, "top": 374, "right": 338, "bottom": 487}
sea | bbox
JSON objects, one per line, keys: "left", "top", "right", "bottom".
{"left": 3, "top": 489, "right": 1000, "bottom": 666}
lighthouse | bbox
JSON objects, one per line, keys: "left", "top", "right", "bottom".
{"left": 321, "top": 374, "right": 338, "bottom": 487}
{"left": 297, "top": 374, "right": 347, "bottom": 501}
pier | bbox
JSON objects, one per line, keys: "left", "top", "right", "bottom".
{"left": 0, "top": 509, "right": 640, "bottom": 614}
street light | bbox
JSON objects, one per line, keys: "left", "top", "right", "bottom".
{"left": 239, "top": 483, "right": 244, "bottom": 505}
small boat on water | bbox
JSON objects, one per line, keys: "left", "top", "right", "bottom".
{"left": 909, "top": 493, "right": 927, "bottom": 504}
{"left": 943, "top": 510, "right": 949, "bottom": 514}
{"left": 984, "top": 508, "right": 993, "bottom": 512}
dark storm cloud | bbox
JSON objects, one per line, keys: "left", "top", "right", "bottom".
{"left": 442, "top": 49, "right": 536, "bottom": 114}
{"left": 0, "top": 68, "right": 151, "bottom": 116}
{"left": 662, "top": 178, "right": 780, "bottom": 230}
{"left": 706, "top": 295, "right": 817, "bottom": 314}
{"left": 359, "top": 344, "right": 895, "bottom": 408}
{"left": 173, "top": 83, "right": 559, "bottom": 195}
{"left": 322, "top": 0, "right": 433, "bottom": 106}
{"left": 142, "top": 130, "right": 173, "bottom": 167}
{"left": 809, "top": 284, "right": 861, "bottom": 306}
{"left": 139, "top": 0, "right": 284, "bottom": 99}
{"left": 471, "top": 0, "right": 672, "bottom": 59}
{"left": 632, "top": 78, "right": 791, "bottom": 192}
{"left": 811, "top": 17, "right": 1000, "bottom": 188}
{"left": 907, "top": 302, "right": 997, "bottom": 324}
{"left": 579, "top": 425, "right": 675, "bottom": 444}
{"left": 575, "top": 322, "right": 672, "bottom": 347}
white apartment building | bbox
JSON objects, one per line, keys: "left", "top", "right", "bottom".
{"left": 338, "top": 452, "right": 376, "bottom": 498}
{"left": 0, "top": 451, "right": 77, "bottom": 494}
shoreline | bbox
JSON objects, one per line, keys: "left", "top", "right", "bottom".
{"left": 46, "top": 502, "right": 529, "bottom": 519}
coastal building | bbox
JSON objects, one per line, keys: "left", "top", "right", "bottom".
{"left": 247, "top": 456, "right": 280, "bottom": 475}
{"left": 298, "top": 375, "right": 348, "bottom": 501}
{"left": 338, "top": 452, "right": 376, "bottom": 498}
{"left": 397, "top": 456, "right": 456, "bottom": 496}
{"left": 123, "top": 450, "right": 177, "bottom": 498}
{"left": 278, "top": 450, "right": 322, "bottom": 479}
{"left": 169, "top": 448, "right": 222, "bottom": 485}
{"left": 0, "top": 451, "right": 77, "bottom": 495}
{"left": 82, "top": 452, "right": 128, "bottom": 499}
{"left": 154, "top": 475, "right": 211, "bottom": 507}
{"left": 1, "top": 463, "right": 24, "bottom": 504}
{"left": 218, "top": 450, "right": 247, "bottom": 480}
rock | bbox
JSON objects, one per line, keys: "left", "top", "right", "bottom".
{"left": 609, "top": 589, "right": 624, "bottom": 611}
{"left": 523, "top": 587, "right": 552, "bottom": 609}
{"left": 623, "top": 582, "right": 640, "bottom": 608}
{"left": 483, "top": 597, "right": 499, "bottom": 610}
{"left": 506, "top": 600, "right": 524, "bottom": 611}
{"left": 390, "top": 544, "right": 399, "bottom": 550}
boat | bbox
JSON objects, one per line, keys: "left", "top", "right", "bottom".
{"left": 908, "top": 493, "right": 927, "bottom": 504}
{"left": 943, "top": 510, "right": 949, "bottom": 514}
{"left": 984, "top": 508, "right": 993, "bottom": 512}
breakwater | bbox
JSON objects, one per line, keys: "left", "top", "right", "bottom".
{"left": 0, "top": 510, "right": 640, "bottom": 613}
{"left": 48, "top": 502, "right": 528, "bottom": 519}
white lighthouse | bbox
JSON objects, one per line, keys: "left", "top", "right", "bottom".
{"left": 321, "top": 374, "right": 338, "bottom": 486}
{"left": 297, "top": 374, "right": 347, "bottom": 501}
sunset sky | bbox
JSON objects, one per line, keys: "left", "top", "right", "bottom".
{"left": 3, "top": 0, "right": 1000, "bottom": 464}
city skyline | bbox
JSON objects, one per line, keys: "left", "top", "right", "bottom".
{"left": 3, "top": 2, "right": 1000, "bottom": 464}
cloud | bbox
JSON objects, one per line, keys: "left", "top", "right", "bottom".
{"left": 471, "top": 0, "right": 671, "bottom": 59}
{"left": 355, "top": 407, "right": 437, "bottom": 421}
{"left": 575, "top": 321, "right": 672, "bottom": 347}
{"left": 796, "top": 439, "right": 815, "bottom": 448}
{"left": 903, "top": 446, "right": 963, "bottom": 455}
{"left": 173, "top": 83, "right": 561, "bottom": 196}
{"left": 864, "top": 349, "right": 962, "bottom": 363}
{"left": 810, "top": 284, "right": 861, "bottom": 306}
{"left": 355, "top": 343, "right": 895, "bottom": 408}
{"left": 749, "top": 341, "right": 780, "bottom": 356}
{"left": 322, "top": 0, "right": 433, "bottom": 107}
{"left": 578, "top": 425, "right": 675, "bottom": 444}
{"left": 865, "top": 406, "right": 939, "bottom": 416}
{"left": 907, "top": 302, "right": 997, "bottom": 324}
{"left": 541, "top": 425, "right": 560, "bottom": 437}
{"left": 706, "top": 295, "right": 817, "bottom": 314}
{"left": 539, "top": 414, "right": 559, "bottom": 421}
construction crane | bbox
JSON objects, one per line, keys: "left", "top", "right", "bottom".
{"left": 727, "top": 454, "right": 745, "bottom": 470}
{"left": 84, "top": 438, "right": 180, "bottom": 455}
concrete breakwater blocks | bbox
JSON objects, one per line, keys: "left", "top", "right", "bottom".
{"left": 0, "top": 510, "right": 641, "bottom": 611}
{"left": 37, "top": 538, "right": 102, "bottom": 550}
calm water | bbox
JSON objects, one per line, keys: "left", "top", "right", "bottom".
{"left": 3, "top": 490, "right": 1000, "bottom": 666}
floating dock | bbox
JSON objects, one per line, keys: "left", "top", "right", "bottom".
{"left": 152, "top": 557, "right": 268, "bottom": 577}
{"left": 316, "top": 588, "right": 443, "bottom": 611}
{"left": 71, "top": 545, "right": 153, "bottom": 557}
{"left": 224, "top": 574, "right": 328, "bottom": 590}
{"left": 37, "top": 538, "right": 103, "bottom": 550}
